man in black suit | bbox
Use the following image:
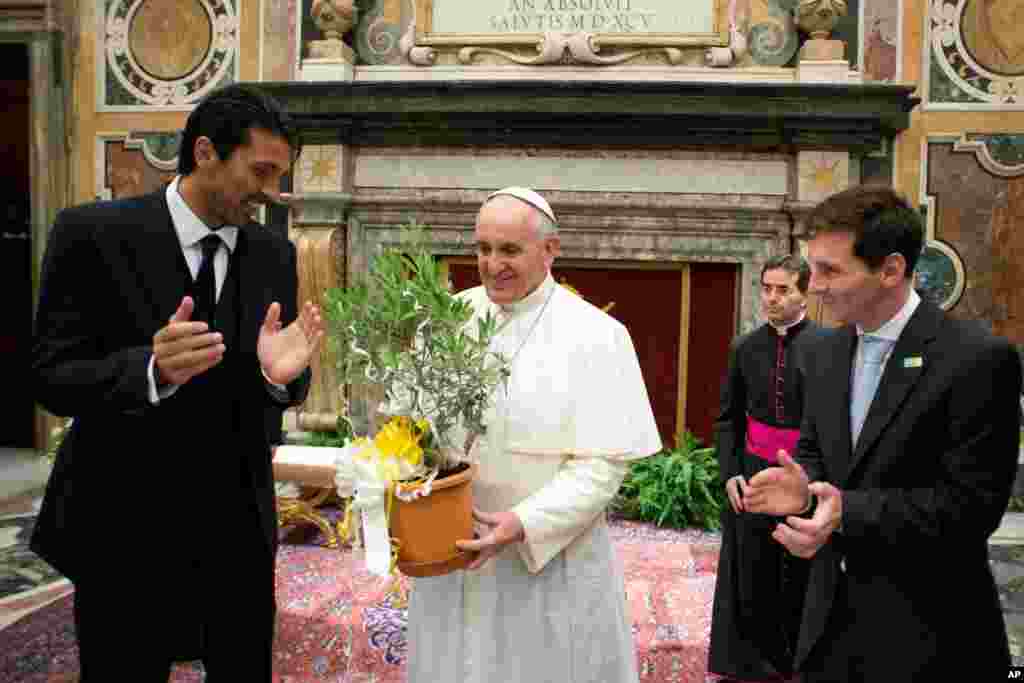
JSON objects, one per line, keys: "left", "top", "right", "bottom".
{"left": 709, "top": 254, "right": 820, "bottom": 681}
{"left": 746, "top": 185, "right": 1022, "bottom": 682}
{"left": 30, "top": 84, "right": 323, "bottom": 681}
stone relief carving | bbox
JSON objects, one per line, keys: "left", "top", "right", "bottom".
{"left": 401, "top": 0, "right": 728, "bottom": 67}
{"left": 400, "top": 24, "right": 437, "bottom": 65}
{"left": 309, "top": 0, "right": 357, "bottom": 59}
{"left": 794, "top": 0, "right": 848, "bottom": 61}
{"left": 383, "top": 0, "right": 836, "bottom": 70}
{"left": 736, "top": 0, "right": 800, "bottom": 67}
{"left": 795, "top": 0, "right": 848, "bottom": 39}
{"left": 705, "top": 23, "right": 749, "bottom": 67}
{"left": 457, "top": 31, "right": 685, "bottom": 66}
{"left": 354, "top": 0, "right": 406, "bottom": 64}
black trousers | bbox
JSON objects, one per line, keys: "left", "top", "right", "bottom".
{"left": 801, "top": 573, "right": 1007, "bottom": 683}
{"left": 73, "top": 535, "right": 276, "bottom": 681}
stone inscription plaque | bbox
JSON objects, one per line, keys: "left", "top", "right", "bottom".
{"left": 416, "top": 0, "right": 727, "bottom": 46}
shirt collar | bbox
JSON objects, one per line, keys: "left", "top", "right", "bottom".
{"left": 166, "top": 176, "right": 239, "bottom": 253}
{"left": 769, "top": 311, "right": 807, "bottom": 336}
{"left": 496, "top": 272, "right": 556, "bottom": 316}
{"left": 857, "top": 288, "right": 921, "bottom": 343}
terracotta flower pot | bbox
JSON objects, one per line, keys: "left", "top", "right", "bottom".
{"left": 390, "top": 463, "right": 476, "bottom": 577}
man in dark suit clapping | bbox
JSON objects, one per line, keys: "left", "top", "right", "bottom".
{"left": 30, "top": 84, "right": 323, "bottom": 681}
{"left": 745, "top": 184, "right": 1022, "bottom": 682}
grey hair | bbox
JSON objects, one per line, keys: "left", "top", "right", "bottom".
{"left": 533, "top": 209, "right": 559, "bottom": 238}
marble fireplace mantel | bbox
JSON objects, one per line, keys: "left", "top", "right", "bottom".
{"left": 259, "top": 79, "right": 920, "bottom": 432}
{"left": 260, "top": 79, "right": 918, "bottom": 151}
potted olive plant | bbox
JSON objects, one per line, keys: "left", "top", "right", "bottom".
{"left": 324, "top": 224, "right": 508, "bottom": 576}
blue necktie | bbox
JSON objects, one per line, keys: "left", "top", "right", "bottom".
{"left": 851, "top": 335, "right": 891, "bottom": 447}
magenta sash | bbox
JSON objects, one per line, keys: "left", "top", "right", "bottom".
{"left": 745, "top": 414, "right": 799, "bottom": 464}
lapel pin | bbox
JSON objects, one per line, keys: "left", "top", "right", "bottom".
{"left": 903, "top": 356, "right": 923, "bottom": 368}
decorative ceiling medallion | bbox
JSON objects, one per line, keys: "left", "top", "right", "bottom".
{"left": 105, "top": 0, "right": 238, "bottom": 107}
{"left": 931, "top": 0, "right": 1023, "bottom": 104}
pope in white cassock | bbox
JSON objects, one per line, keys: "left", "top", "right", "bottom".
{"left": 405, "top": 187, "right": 663, "bottom": 683}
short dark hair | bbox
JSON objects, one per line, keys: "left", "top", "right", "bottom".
{"left": 804, "top": 185, "right": 924, "bottom": 279}
{"left": 177, "top": 84, "right": 297, "bottom": 175}
{"left": 761, "top": 254, "right": 811, "bottom": 294}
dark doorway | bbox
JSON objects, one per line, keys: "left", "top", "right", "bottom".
{"left": 0, "top": 43, "right": 33, "bottom": 448}
{"left": 685, "top": 262, "right": 738, "bottom": 447}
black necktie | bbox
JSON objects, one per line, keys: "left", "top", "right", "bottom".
{"left": 194, "top": 234, "right": 221, "bottom": 324}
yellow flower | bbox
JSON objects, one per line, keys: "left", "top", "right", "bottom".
{"left": 374, "top": 417, "right": 425, "bottom": 467}
{"left": 351, "top": 417, "right": 433, "bottom": 484}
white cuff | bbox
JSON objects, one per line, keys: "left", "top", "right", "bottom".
{"left": 148, "top": 355, "right": 179, "bottom": 405}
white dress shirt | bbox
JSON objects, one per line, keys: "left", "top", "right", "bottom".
{"left": 147, "top": 177, "right": 239, "bottom": 404}
{"left": 853, "top": 288, "right": 921, "bottom": 379}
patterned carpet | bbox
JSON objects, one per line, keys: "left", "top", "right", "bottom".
{"left": 0, "top": 502, "right": 723, "bottom": 683}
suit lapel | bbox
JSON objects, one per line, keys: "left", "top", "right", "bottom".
{"left": 847, "top": 302, "right": 940, "bottom": 477}
{"left": 236, "top": 223, "right": 268, "bottom": 353}
{"left": 130, "top": 191, "right": 194, "bottom": 333}
{"left": 831, "top": 327, "right": 856, "bottom": 484}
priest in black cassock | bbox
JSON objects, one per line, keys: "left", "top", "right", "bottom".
{"left": 708, "top": 254, "right": 825, "bottom": 682}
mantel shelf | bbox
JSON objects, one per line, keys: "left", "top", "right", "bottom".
{"left": 257, "top": 79, "right": 920, "bottom": 152}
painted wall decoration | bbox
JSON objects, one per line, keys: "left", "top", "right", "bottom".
{"left": 798, "top": 150, "right": 851, "bottom": 202}
{"left": 295, "top": 144, "right": 344, "bottom": 193}
{"left": 862, "top": 0, "right": 899, "bottom": 81}
{"left": 97, "top": 132, "right": 181, "bottom": 200}
{"left": 926, "top": 0, "right": 1024, "bottom": 108}
{"left": 922, "top": 134, "right": 1024, "bottom": 342}
{"left": 298, "top": 0, "right": 406, "bottom": 65}
{"left": 915, "top": 239, "right": 965, "bottom": 310}
{"left": 101, "top": 0, "right": 239, "bottom": 109}
{"left": 734, "top": 0, "right": 801, "bottom": 66}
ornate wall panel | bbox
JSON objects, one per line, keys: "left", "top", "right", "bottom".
{"left": 99, "top": 0, "right": 240, "bottom": 110}
{"left": 96, "top": 132, "right": 181, "bottom": 200}
{"left": 922, "top": 134, "right": 1024, "bottom": 344}
{"left": 925, "top": 0, "right": 1024, "bottom": 109}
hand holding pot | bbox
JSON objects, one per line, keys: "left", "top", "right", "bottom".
{"left": 456, "top": 508, "right": 526, "bottom": 570}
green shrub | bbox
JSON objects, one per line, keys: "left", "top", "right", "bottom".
{"left": 301, "top": 415, "right": 354, "bottom": 448}
{"left": 613, "top": 431, "right": 726, "bottom": 531}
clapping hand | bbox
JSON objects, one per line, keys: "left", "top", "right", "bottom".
{"left": 771, "top": 481, "right": 843, "bottom": 559}
{"left": 257, "top": 301, "right": 325, "bottom": 386}
{"left": 744, "top": 450, "right": 810, "bottom": 516}
{"left": 153, "top": 297, "right": 225, "bottom": 386}
{"left": 725, "top": 475, "right": 749, "bottom": 513}
{"left": 456, "top": 508, "right": 526, "bottom": 570}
